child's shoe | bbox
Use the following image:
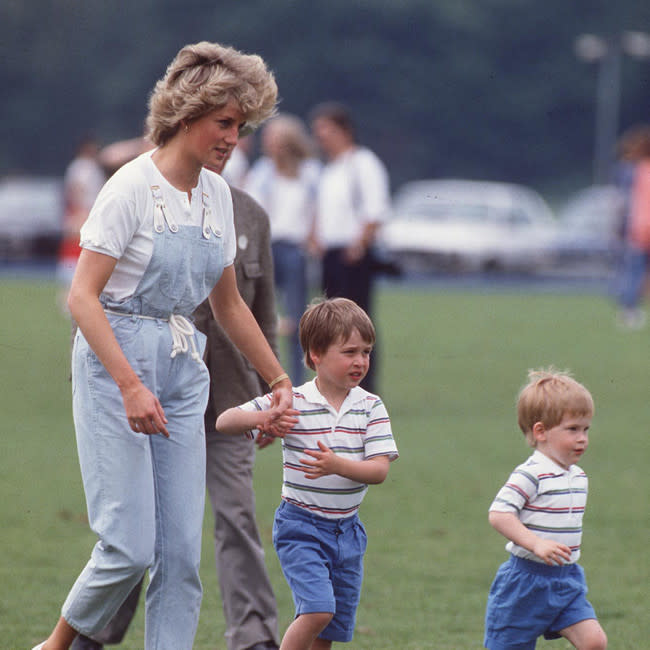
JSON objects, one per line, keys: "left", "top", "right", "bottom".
{"left": 31, "top": 643, "right": 46, "bottom": 650}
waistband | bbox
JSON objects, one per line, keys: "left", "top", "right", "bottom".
{"left": 278, "top": 499, "right": 360, "bottom": 530}
{"left": 508, "top": 554, "right": 579, "bottom": 576}
{"left": 104, "top": 309, "right": 202, "bottom": 363}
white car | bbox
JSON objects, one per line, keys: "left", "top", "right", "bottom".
{"left": 549, "top": 185, "right": 625, "bottom": 276}
{"left": 0, "top": 176, "right": 63, "bottom": 260}
{"left": 378, "top": 179, "right": 558, "bottom": 274}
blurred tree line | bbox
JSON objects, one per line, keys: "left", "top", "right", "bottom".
{"left": 2, "top": 0, "right": 650, "bottom": 196}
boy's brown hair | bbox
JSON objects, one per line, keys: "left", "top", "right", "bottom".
{"left": 299, "top": 297, "right": 375, "bottom": 371}
{"left": 517, "top": 368, "right": 594, "bottom": 445}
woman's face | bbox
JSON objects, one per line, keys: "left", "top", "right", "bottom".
{"left": 186, "top": 99, "right": 245, "bottom": 169}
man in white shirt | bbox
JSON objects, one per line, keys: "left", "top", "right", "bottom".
{"left": 309, "top": 102, "right": 390, "bottom": 393}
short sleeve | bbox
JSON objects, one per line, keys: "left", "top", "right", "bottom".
{"left": 80, "top": 174, "right": 141, "bottom": 259}
{"left": 489, "top": 466, "right": 538, "bottom": 514}
{"left": 364, "top": 398, "right": 398, "bottom": 461}
{"left": 237, "top": 393, "right": 273, "bottom": 413}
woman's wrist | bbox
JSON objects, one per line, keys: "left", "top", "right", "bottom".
{"left": 268, "top": 372, "right": 290, "bottom": 389}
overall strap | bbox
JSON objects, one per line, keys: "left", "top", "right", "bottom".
{"left": 150, "top": 184, "right": 179, "bottom": 233}
{"left": 201, "top": 189, "right": 223, "bottom": 239}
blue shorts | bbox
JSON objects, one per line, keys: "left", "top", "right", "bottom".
{"left": 484, "top": 555, "right": 598, "bottom": 650}
{"left": 272, "top": 500, "right": 368, "bottom": 642}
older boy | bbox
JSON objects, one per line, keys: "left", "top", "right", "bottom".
{"left": 484, "top": 369, "right": 607, "bottom": 650}
{"left": 217, "top": 297, "right": 398, "bottom": 650}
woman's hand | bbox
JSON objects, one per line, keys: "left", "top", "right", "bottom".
{"left": 270, "top": 377, "right": 293, "bottom": 412}
{"left": 256, "top": 408, "right": 299, "bottom": 447}
{"left": 121, "top": 381, "right": 169, "bottom": 437}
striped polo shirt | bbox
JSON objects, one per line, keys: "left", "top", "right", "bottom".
{"left": 242, "top": 379, "right": 398, "bottom": 520}
{"left": 489, "top": 449, "right": 588, "bottom": 563}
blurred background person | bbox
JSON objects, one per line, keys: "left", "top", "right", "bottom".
{"left": 56, "top": 135, "right": 105, "bottom": 305}
{"left": 308, "top": 102, "right": 389, "bottom": 393}
{"left": 99, "top": 136, "right": 153, "bottom": 177}
{"left": 71, "top": 150, "right": 281, "bottom": 650}
{"left": 222, "top": 135, "right": 253, "bottom": 189}
{"left": 614, "top": 125, "right": 650, "bottom": 329}
{"left": 245, "top": 113, "right": 321, "bottom": 384}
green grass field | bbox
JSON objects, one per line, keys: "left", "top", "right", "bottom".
{"left": 2, "top": 279, "right": 648, "bottom": 649}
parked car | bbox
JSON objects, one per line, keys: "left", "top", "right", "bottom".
{"left": 377, "top": 179, "right": 558, "bottom": 274}
{"left": 548, "top": 185, "right": 625, "bottom": 276}
{"left": 0, "top": 175, "right": 63, "bottom": 261}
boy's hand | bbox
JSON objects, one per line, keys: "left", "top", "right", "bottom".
{"left": 532, "top": 538, "right": 572, "bottom": 565}
{"left": 300, "top": 440, "right": 340, "bottom": 479}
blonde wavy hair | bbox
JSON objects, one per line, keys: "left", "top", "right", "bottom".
{"left": 146, "top": 41, "right": 278, "bottom": 146}
{"left": 516, "top": 368, "right": 594, "bottom": 445}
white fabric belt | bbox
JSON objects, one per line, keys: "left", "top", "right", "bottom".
{"left": 104, "top": 309, "right": 202, "bottom": 363}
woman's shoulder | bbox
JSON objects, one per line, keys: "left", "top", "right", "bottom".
{"left": 105, "top": 152, "right": 154, "bottom": 197}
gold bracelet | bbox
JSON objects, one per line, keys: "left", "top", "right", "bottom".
{"left": 268, "top": 372, "right": 289, "bottom": 389}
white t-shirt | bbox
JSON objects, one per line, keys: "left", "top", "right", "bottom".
{"left": 80, "top": 151, "right": 236, "bottom": 301}
{"left": 315, "top": 147, "right": 390, "bottom": 248}
{"left": 245, "top": 157, "right": 320, "bottom": 244}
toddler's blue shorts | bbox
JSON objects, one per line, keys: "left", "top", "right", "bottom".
{"left": 272, "top": 500, "right": 367, "bottom": 642}
{"left": 484, "top": 555, "right": 598, "bottom": 650}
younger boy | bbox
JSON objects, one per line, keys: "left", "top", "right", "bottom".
{"left": 216, "top": 297, "right": 398, "bottom": 650}
{"left": 484, "top": 369, "right": 607, "bottom": 650}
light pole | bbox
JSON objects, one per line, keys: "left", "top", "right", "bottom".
{"left": 575, "top": 31, "right": 650, "bottom": 185}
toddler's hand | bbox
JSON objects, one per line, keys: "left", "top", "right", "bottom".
{"left": 300, "top": 440, "right": 340, "bottom": 479}
{"left": 533, "top": 538, "right": 572, "bottom": 565}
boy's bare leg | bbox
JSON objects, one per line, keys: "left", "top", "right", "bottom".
{"left": 560, "top": 618, "right": 607, "bottom": 650}
{"left": 311, "top": 637, "right": 332, "bottom": 650}
{"left": 39, "top": 617, "right": 78, "bottom": 649}
{"left": 280, "top": 612, "right": 333, "bottom": 650}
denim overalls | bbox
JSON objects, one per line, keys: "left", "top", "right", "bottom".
{"left": 63, "top": 170, "right": 226, "bottom": 650}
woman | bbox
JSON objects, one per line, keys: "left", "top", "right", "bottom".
{"left": 245, "top": 114, "right": 320, "bottom": 384}
{"left": 34, "top": 42, "right": 292, "bottom": 650}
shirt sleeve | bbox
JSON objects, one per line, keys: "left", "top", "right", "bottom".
{"left": 364, "top": 398, "right": 398, "bottom": 461}
{"left": 79, "top": 181, "right": 140, "bottom": 259}
{"left": 237, "top": 393, "right": 273, "bottom": 413}
{"left": 489, "top": 465, "right": 539, "bottom": 514}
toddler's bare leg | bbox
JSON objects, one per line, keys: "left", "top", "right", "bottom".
{"left": 311, "top": 637, "right": 333, "bottom": 650}
{"left": 560, "top": 618, "right": 607, "bottom": 650}
{"left": 39, "top": 617, "right": 78, "bottom": 649}
{"left": 280, "top": 612, "right": 333, "bottom": 650}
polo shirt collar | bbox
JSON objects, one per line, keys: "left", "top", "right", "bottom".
{"left": 530, "top": 449, "right": 572, "bottom": 474}
{"left": 301, "top": 378, "right": 368, "bottom": 411}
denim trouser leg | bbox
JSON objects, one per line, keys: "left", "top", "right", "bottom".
{"left": 617, "top": 245, "right": 648, "bottom": 309}
{"left": 144, "top": 391, "right": 207, "bottom": 650}
{"left": 64, "top": 322, "right": 208, "bottom": 650}
{"left": 63, "top": 334, "right": 156, "bottom": 636}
